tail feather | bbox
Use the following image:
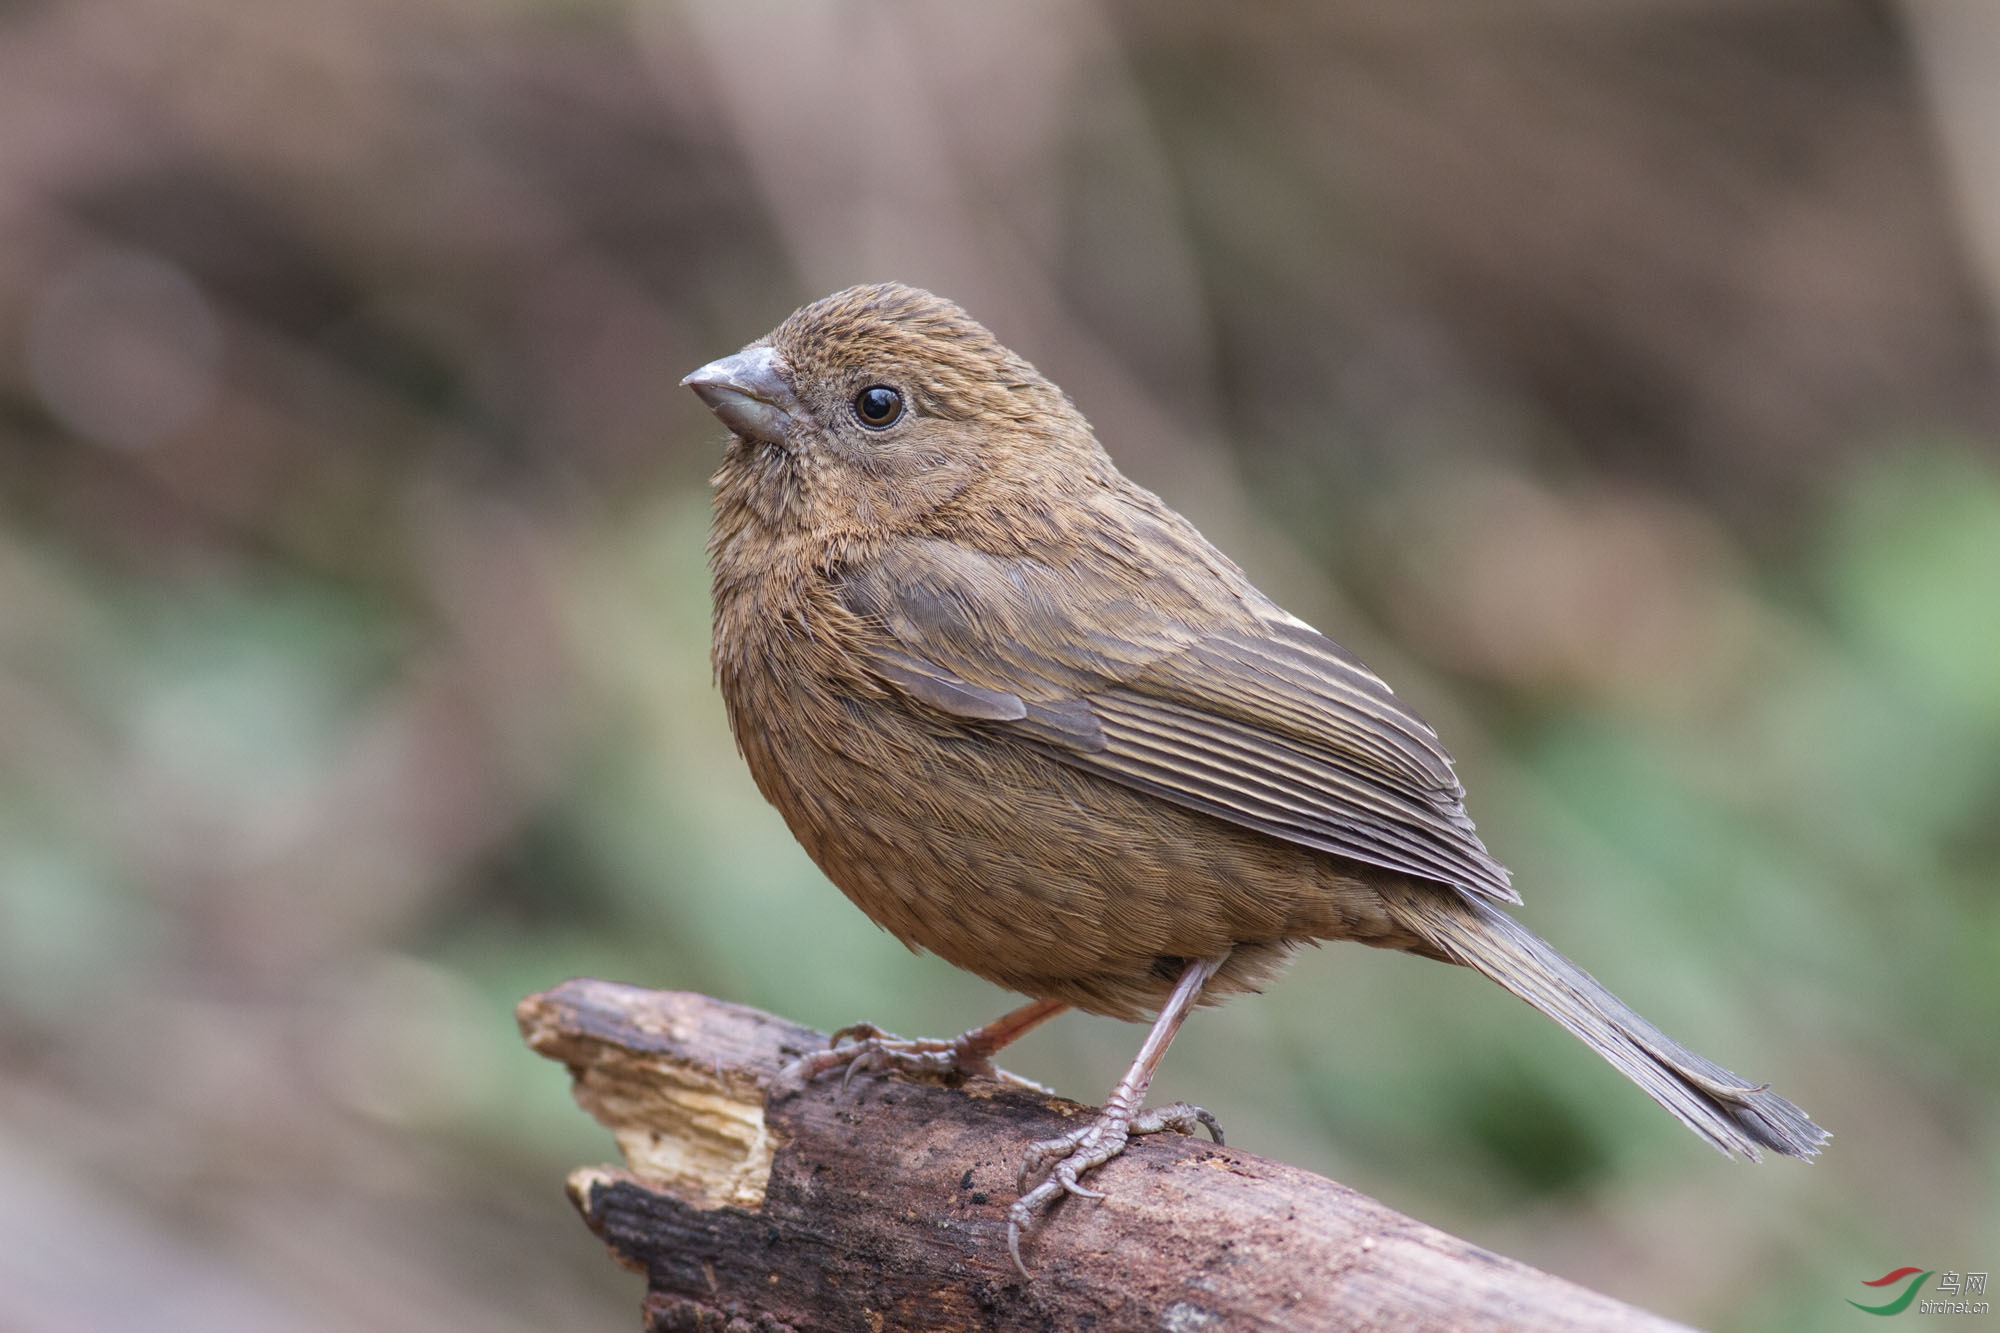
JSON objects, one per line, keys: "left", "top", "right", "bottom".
{"left": 1383, "top": 883, "right": 1828, "bottom": 1161}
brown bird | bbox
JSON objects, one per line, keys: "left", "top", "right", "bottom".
{"left": 684, "top": 282, "right": 1827, "bottom": 1271}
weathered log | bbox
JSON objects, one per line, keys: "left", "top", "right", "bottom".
{"left": 518, "top": 978, "right": 1690, "bottom": 1332}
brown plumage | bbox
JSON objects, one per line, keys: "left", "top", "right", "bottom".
{"left": 686, "top": 282, "right": 1826, "bottom": 1268}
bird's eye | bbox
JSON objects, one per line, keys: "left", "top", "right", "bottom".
{"left": 853, "top": 385, "right": 903, "bottom": 429}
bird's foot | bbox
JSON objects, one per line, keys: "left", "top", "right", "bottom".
{"left": 785, "top": 1022, "right": 1051, "bottom": 1093}
{"left": 1007, "top": 1101, "right": 1222, "bottom": 1274}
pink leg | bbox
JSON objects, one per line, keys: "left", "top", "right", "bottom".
{"left": 788, "top": 996, "right": 1069, "bottom": 1090}
{"left": 1007, "top": 957, "right": 1226, "bottom": 1274}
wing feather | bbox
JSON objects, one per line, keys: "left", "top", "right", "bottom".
{"left": 1085, "top": 693, "right": 1515, "bottom": 900}
{"left": 840, "top": 536, "right": 1517, "bottom": 904}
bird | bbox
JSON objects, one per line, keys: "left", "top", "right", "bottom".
{"left": 682, "top": 281, "right": 1827, "bottom": 1272}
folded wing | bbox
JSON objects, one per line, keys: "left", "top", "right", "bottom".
{"left": 839, "top": 536, "right": 1516, "bottom": 905}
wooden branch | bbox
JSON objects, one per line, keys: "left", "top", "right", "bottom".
{"left": 518, "top": 979, "right": 1691, "bottom": 1332}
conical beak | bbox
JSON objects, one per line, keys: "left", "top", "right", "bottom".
{"left": 681, "top": 344, "right": 808, "bottom": 448}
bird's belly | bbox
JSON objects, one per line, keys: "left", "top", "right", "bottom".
{"left": 729, "top": 680, "right": 1390, "bottom": 1018}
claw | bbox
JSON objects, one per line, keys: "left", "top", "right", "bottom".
{"left": 1056, "top": 1170, "right": 1105, "bottom": 1201}
{"left": 1007, "top": 1210, "right": 1033, "bottom": 1277}
{"left": 1197, "top": 1109, "right": 1223, "bottom": 1144}
{"left": 1005, "top": 1099, "right": 1223, "bottom": 1275}
{"left": 782, "top": 1021, "right": 1046, "bottom": 1092}
{"left": 1006, "top": 1177, "right": 1066, "bottom": 1278}
{"left": 828, "top": 1021, "right": 885, "bottom": 1048}
{"left": 1131, "top": 1102, "right": 1224, "bottom": 1145}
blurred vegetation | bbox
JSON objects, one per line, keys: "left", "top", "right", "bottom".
{"left": 1, "top": 1, "right": 1996, "bottom": 1330}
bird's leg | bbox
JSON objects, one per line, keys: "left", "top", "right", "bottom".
{"left": 787, "top": 995, "right": 1069, "bottom": 1091}
{"left": 1008, "top": 957, "right": 1225, "bottom": 1274}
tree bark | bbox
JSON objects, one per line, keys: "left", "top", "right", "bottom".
{"left": 518, "top": 978, "right": 1691, "bottom": 1332}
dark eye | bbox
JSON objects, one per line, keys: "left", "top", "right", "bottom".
{"left": 853, "top": 385, "right": 903, "bottom": 429}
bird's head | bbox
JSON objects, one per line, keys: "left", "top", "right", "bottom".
{"left": 686, "top": 283, "right": 1104, "bottom": 540}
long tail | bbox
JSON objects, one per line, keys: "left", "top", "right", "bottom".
{"left": 1382, "top": 882, "right": 1829, "bottom": 1160}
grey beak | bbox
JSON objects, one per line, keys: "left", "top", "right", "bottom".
{"left": 682, "top": 344, "right": 808, "bottom": 448}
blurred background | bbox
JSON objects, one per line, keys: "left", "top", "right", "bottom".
{"left": 2, "top": 0, "right": 1996, "bottom": 1328}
